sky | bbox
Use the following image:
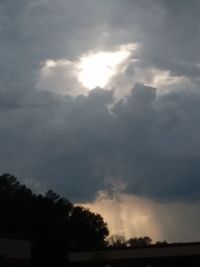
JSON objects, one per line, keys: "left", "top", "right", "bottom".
{"left": 1, "top": 0, "right": 200, "bottom": 242}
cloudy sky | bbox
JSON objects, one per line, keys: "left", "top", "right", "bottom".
{"left": 1, "top": 0, "right": 200, "bottom": 242}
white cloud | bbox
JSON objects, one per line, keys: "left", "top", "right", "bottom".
{"left": 37, "top": 43, "right": 138, "bottom": 96}
{"left": 78, "top": 44, "right": 137, "bottom": 89}
{"left": 37, "top": 58, "right": 87, "bottom": 96}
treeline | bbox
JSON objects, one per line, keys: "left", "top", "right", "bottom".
{"left": 0, "top": 173, "right": 167, "bottom": 266}
{"left": 108, "top": 235, "right": 167, "bottom": 248}
{"left": 0, "top": 173, "right": 109, "bottom": 266}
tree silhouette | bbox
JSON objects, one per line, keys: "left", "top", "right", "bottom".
{"left": 69, "top": 205, "right": 109, "bottom": 250}
{"left": 108, "top": 235, "right": 127, "bottom": 248}
{"left": 156, "top": 240, "right": 168, "bottom": 246}
{"left": 127, "top": 236, "right": 152, "bottom": 247}
{"left": 0, "top": 173, "right": 109, "bottom": 266}
{"left": 108, "top": 235, "right": 153, "bottom": 248}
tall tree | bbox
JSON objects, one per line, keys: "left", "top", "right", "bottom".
{"left": 69, "top": 206, "right": 109, "bottom": 249}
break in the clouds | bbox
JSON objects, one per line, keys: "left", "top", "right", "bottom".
{"left": 37, "top": 43, "right": 137, "bottom": 96}
{"left": 1, "top": 0, "right": 200, "bottom": 241}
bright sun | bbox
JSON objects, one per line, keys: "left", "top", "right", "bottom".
{"left": 78, "top": 44, "right": 135, "bottom": 89}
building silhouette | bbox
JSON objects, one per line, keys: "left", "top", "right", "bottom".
{"left": 69, "top": 242, "right": 200, "bottom": 267}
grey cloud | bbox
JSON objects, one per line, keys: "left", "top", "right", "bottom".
{"left": 0, "top": 83, "right": 200, "bottom": 202}
{"left": 103, "top": 0, "right": 200, "bottom": 81}
{"left": 1, "top": 0, "right": 200, "bottom": 95}
{"left": 108, "top": 85, "right": 200, "bottom": 201}
{"left": 1, "top": 0, "right": 200, "bottom": 205}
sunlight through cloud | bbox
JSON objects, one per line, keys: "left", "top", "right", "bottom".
{"left": 78, "top": 44, "right": 137, "bottom": 89}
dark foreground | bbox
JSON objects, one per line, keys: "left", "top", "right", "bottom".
{"left": 69, "top": 242, "right": 200, "bottom": 267}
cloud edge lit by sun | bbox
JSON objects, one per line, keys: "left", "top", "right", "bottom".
{"left": 78, "top": 43, "right": 138, "bottom": 90}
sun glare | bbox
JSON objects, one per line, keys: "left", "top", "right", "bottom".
{"left": 78, "top": 44, "right": 136, "bottom": 89}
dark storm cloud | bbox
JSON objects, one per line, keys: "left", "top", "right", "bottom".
{"left": 1, "top": 83, "right": 200, "bottom": 202}
{"left": 1, "top": 0, "right": 200, "bottom": 203}
{"left": 104, "top": 0, "right": 200, "bottom": 81}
